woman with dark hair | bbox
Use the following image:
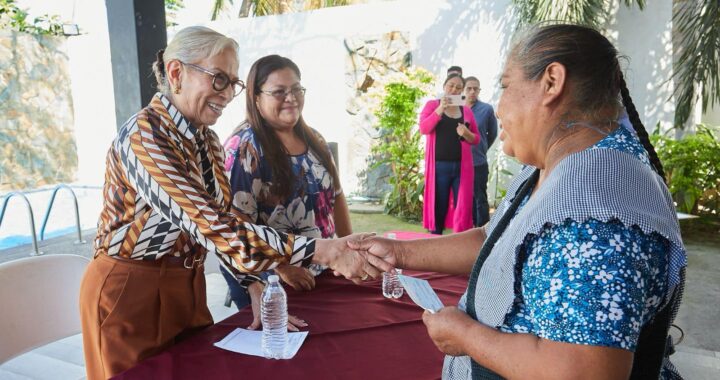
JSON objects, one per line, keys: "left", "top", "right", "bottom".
{"left": 352, "top": 24, "right": 686, "bottom": 379}
{"left": 420, "top": 74, "right": 480, "bottom": 235}
{"left": 221, "top": 55, "right": 352, "bottom": 329}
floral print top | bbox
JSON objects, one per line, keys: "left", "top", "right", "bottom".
{"left": 499, "top": 126, "right": 670, "bottom": 351}
{"left": 223, "top": 125, "right": 340, "bottom": 240}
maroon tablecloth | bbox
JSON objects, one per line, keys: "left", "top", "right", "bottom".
{"left": 113, "top": 270, "right": 468, "bottom": 380}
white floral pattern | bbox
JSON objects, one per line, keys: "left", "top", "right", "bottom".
{"left": 498, "top": 126, "right": 670, "bottom": 352}
{"left": 224, "top": 126, "right": 338, "bottom": 239}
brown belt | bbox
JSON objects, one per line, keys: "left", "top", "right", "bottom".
{"left": 100, "top": 252, "right": 207, "bottom": 270}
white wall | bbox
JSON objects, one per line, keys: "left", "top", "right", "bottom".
{"left": 610, "top": 0, "right": 675, "bottom": 132}
{"left": 701, "top": 102, "right": 720, "bottom": 126}
{"left": 14, "top": 0, "right": 678, "bottom": 193}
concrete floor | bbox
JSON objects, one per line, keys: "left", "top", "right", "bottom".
{"left": 0, "top": 270, "right": 237, "bottom": 380}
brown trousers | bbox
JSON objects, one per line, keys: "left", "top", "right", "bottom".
{"left": 79, "top": 254, "right": 213, "bottom": 380}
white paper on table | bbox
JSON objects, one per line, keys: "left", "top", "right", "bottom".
{"left": 214, "top": 328, "right": 309, "bottom": 359}
{"left": 398, "top": 274, "right": 444, "bottom": 313}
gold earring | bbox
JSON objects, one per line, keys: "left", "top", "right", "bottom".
{"left": 174, "top": 85, "right": 181, "bottom": 94}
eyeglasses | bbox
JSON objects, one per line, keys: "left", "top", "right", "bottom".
{"left": 259, "top": 86, "right": 307, "bottom": 101}
{"left": 181, "top": 61, "right": 245, "bottom": 97}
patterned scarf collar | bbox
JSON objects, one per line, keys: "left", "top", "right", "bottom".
{"left": 153, "top": 92, "right": 201, "bottom": 140}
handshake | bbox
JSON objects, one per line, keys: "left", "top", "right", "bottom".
{"left": 312, "top": 233, "right": 399, "bottom": 284}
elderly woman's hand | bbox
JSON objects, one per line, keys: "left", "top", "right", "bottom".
{"left": 314, "top": 233, "right": 390, "bottom": 283}
{"left": 422, "top": 306, "right": 474, "bottom": 356}
{"left": 346, "top": 235, "right": 401, "bottom": 270}
{"left": 275, "top": 265, "right": 315, "bottom": 291}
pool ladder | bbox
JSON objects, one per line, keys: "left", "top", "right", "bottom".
{"left": 0, "top": 184, "right": 87, "bottom": 256}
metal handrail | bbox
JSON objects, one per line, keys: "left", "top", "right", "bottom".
{"left": 39, "top": 184, "right": 86, "bottom": 244}
{"left": 0, "top": 192, "right": 43, "bottom": 255}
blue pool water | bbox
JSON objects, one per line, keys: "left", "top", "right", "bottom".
{"left": 0, "top": 226, "right": 79, "bottom": 250}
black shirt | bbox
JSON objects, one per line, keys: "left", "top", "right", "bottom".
{"left": 434, "top": 111, "right": 463, "bottom": 162}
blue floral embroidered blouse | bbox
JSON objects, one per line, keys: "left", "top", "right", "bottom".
{"left": 223, "top": 125, "right": 340, "bottom": 240}
{"left": 499, "top": 126, "right": 670, "bottom": 352}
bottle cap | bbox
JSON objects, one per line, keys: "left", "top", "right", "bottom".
{"left": 268, "top": 275, "right": 280, "bottom": 283}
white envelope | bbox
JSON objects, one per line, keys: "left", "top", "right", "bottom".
{"left": 398, "top": 274, "right": 444, "bottom": 313}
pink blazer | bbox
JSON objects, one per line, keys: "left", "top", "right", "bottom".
{"left": 419, "top": 99, "right": 480, "bottom": 232}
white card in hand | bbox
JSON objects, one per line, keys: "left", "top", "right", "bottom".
{"left": 398, "top": 274, "right": 444, "bottom": 313}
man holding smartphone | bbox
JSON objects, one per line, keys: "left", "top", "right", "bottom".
{"left": 464, "top": 76, "right": 497, "bottom": 227}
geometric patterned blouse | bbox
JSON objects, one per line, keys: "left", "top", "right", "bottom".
{"left": 94, "top": 94, "right": 316, "bottom": 288}
{"left": 499, "top": 126, "right": 670, "bottom": 352}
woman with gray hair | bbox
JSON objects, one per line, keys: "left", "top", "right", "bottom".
{"left": 79, "top": 26, "right": 385, "bottom": 379}
{"left": 352, "top": 24, "right": 686, "bottom": 379}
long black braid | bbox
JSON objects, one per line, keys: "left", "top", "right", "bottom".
{"left": 617, "top": 74, "right": 666, "bottom": 182}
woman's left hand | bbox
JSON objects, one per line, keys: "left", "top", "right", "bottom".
{"left": 275, "top": 265, "right": 316, "bottom": 291}
{"left": 422, "top": 306, "right": 473, "bottom": 356}
{"left": 456, "top": 123, "right": 471, "bottom": 140}
{"left": 246, "top": 281, "right": 308, "bottom": 331}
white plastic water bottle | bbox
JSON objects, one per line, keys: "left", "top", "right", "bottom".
{"left": 261, "top": 275, "right": 288, "bottom": 359}
{"left": 382, "top": 268, "right": 404, "bottom": 298}
{"left": 382, "top": 232, "right": 404, "bottom": 299}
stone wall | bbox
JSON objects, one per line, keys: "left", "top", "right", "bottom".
{"left": 345, "top": 31, "right": 412, "bottom": 198}
{"left": 0, "top": 31, "right": 77, "bottom": 191}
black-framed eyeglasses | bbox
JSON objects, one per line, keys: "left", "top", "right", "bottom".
{"left": 181, "top": 61, "right": 245, "bottom": 97}
{"left": 259, "top": 86, "right": 307, "bottom": 101}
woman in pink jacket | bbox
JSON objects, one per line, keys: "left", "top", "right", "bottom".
{"left": 419, "top": 74, "right": 480, "bottom": 234}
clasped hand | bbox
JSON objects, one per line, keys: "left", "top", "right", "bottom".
{"left": 315, "top": 233, "right": 394, "bottom": 284}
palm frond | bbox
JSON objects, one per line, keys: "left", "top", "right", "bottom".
{"left": 323, "top": 0, "right": 351, "bottom": 7}
{"left": 621, "top": 0, "right": 645, "bottom": 10}
{"left": 512, "top": 0, "right": 647, "bottom": 28}
{"left": 672, "top": 0, "right": 720, "bottom": 127}
{"left": 211, "top": 0, "right": 233, "bottom": 20}
{"left": 238, "top": 0, "right": 251, "bottom": 17}
{"left": 251, "top": 0, "right": 281, "bottom": 16}
{"left": 512, "top": 0, "right": 608, "bottom": 28}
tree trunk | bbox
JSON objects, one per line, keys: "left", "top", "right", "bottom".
{"left": 239, "top": 0, "right": 251, "bottom": 17}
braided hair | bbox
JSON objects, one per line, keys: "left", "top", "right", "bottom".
{"left": 618, "top": 74, "right": 666, "bottom": 180}
{"left": 510, "top": 24, "right": 666, "bottom": 181}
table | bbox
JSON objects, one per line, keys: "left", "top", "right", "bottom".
{"left": 113, "top": 270, "right": 468, "bottom": 380}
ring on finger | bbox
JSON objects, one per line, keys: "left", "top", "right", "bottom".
{"left": 361, "top": 274, "right": 369, "bottom": 281}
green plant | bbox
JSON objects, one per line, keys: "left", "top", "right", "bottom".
{"left": 165, "top": 0, "right": 185, "bottom": 27}
{"left": 370, "top": 68, "right": 434, "bottom": 221}
{"left": 0, "top": 0, "right": 66, "bottom": 36}
{"left": 488, "top": 152, "right": 516, "bottom": 207}
{"left": 652, "top": 124, "right": 720, "bottom": 214}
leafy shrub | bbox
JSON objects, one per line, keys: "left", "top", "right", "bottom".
{"left": 0, "top": 0, "right": 66, "bottom": 36}
{"left": 370, "top": 68, "right": 434, "bottom": 221}
{"left": 652, "top": 124, "right": 720, "bottom": 215}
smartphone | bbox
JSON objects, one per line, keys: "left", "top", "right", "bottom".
{"left": 459, "top": 121, "right": 469, "bottom": 141}
{"left": 446, "top": 94, "right": 466, "bottom": 106}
